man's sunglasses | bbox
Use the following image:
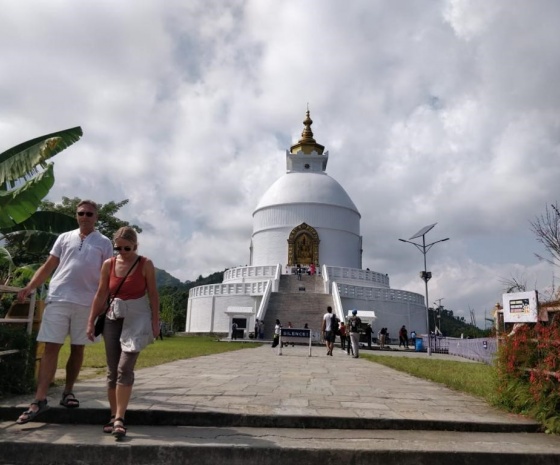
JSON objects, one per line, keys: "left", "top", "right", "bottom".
{"left": 114, "top": 246, "right": 133, "bottom": 252}
{"left": 77, "top": 211, "right": 94, "bottom": 217}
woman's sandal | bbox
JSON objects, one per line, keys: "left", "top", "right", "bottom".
{"left": 16, "top": 399, "right": 49, "bottom": 425}
{"left": 59, "top": 392, "right": 80, "bottom": 409}
{"left": 112, "top": 418, "right": 127, "bottom": 439}
{"left": 103, "top": 415, "right": 116, "bottom": 434}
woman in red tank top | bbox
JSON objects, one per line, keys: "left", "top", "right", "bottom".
{"left": 86, "top": 226, "right": 159, "bottom": 439}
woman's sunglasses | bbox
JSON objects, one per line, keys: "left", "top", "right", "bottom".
{"left": 77, "top": 211, "right": 94, "bottom": 217}
{"left": 114, "top": 246, "right": 133, "bottom": 252}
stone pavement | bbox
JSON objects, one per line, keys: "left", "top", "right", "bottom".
{"left": 1, "top": 344, "right": 560, "bottom": 464}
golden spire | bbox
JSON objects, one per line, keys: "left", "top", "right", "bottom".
{"left": 290, "top": 109, "right": 325, "bottom": 155}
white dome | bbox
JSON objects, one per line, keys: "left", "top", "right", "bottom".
{"left": 254, "top": 172, "right": 359, "bottom": 214}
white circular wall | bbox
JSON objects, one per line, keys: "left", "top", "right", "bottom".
{"left": 252, "top": 172, "right": 362, "bottom": 268}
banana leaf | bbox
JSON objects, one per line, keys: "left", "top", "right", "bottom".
{"left": 0, "top": 126, "right": 83, "bottom": 188}
{"left": 0, "top": 165, "right": 55, "bottom": 228}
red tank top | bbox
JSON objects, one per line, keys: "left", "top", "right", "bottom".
{"left": 109, "top": 256, "right": 147, "bottom": 300}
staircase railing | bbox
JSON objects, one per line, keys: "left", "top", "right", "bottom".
{"left": 331, "top": 282, "right": 344, "bottom": 321}
{"left": 255, "top": 279, "right": 272, "bottom": 322}
{"left": 322, "top": 264, "right": 331, "bottom": 294}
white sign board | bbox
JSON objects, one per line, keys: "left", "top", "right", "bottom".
{"left": 502, "top": 291, "right": 538, "bottom": 323}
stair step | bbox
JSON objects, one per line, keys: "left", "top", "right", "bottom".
{"left": 2, "top": 422, "right": 558, "bottom": 465}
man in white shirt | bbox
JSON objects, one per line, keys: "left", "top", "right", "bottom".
{"left": 16, "top": 200, "right": 113, "bottom": 424}
{"left": 322, "top": 306, "right": 336, "bottom": 356}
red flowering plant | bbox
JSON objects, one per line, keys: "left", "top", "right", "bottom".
{"left": 496, "top": 316, "right": 560, "bottom": 434}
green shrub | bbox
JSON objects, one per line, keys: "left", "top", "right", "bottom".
{"left": 0, "top": 326, "right": 36, "bottom": 397}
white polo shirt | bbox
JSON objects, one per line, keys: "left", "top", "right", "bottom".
{"left": 46, "top": 229, "right": 113, "bottom": 306}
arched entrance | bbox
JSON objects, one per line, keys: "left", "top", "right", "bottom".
{"left": 287, "top": 223, "right": 319, "bottom": 266}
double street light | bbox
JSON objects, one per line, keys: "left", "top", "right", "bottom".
{"left": 399, "top": 223, "right": 449, "bottom": 356}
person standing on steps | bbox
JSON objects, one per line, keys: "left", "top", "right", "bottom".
{"left": 321, "top": 306, "right": 336, "bottom": 356}
{"left": 86, "top": 226, "right": 160, "bottom": 439}
{"left": 16, "top": 200, "right": 113, "bottom": 425}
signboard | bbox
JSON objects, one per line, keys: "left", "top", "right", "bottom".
{"left": 281, "top": 328, "right": 310, "bottom": 338}
{"left": 278, "top": 328, "right": 312, "bottom": 356}
{"left": 502, "top": 291, "right": 538, "bottom": 323}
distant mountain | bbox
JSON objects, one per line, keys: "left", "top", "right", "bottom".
{"left": 155, "top": 268, "right": 185, "bottom": 289}
{"left": 155, "top": 268, "right": 226, "bottom": 291}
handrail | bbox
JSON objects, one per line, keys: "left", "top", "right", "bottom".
{"left": 0, "top": 286, "right": 37, "bottom": 359}
{"left": 0, "top": 287, "right": 36, "bottom": 335}
{"left": 255, "top": 280, "right": 272, "bottom": 322}
{"left": 331, "top": 281, "right": 344, "bottom": 321}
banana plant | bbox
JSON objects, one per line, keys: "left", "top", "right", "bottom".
{"left": 0, "top": 126, "right": 82, "bottom": 229}
{"left": 0, "top": 127, "right": 82, "bottom": 271}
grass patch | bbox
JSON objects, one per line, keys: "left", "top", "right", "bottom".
{"left": 362, "top": 354, "right": 499, "bottom": 404}
{"left": 56, "top": 335, "right": 261, "bottom": 382}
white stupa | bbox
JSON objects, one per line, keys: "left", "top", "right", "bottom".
{"left": 251, "top": 111, "right": 361, "bottom": 269}
{"left": 186, "top": 111, "right": 426, "bottom": 341}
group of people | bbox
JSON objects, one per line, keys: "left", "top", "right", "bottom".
{"left": 288, "top": 263, "right": 317, "bottom": 280}
{"left": 15, "top": 200, "right": 160, "bottom": 440}
{"left": 321, "top": 310, "right": 416, "bottom": 355}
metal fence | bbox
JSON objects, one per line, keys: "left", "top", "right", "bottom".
{"left": 424, "top": 336, "right": 497, "bottom": 365}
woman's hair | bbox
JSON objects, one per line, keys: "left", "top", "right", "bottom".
{"left": 113, "top": 226, "right": 137, "bottom": 244}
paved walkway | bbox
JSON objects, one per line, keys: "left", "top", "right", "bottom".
{"left": 0, "top": 344, "right": 538, "bottom": 427}
{"left": 3, "top": 344, "right": 560, "bottom": 465}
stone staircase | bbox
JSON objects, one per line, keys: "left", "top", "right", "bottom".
{"left": 261, "top": 274, "right": 333, "bottom": 339}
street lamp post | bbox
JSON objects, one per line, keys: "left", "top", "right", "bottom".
{"left": 399, "top": 223, "right": 449, "bottom": 356}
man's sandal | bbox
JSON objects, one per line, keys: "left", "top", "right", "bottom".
{"left": 59, "top": 392, "right": 80, "bottom": 408}
{"left": 112, "top": 418, "right": 127, "bottom": 439}
{"left": 103, "top": 415, "right": 116, "bottom": 434}
{"left": 16, "top": 399, "right": 48, "bottom": 425}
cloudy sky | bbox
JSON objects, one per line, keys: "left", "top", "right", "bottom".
{"left": 2, "top": 0, "right": 559, "bottom": 327}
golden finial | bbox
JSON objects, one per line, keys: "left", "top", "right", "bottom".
{"left": 290, "top": 108, "right": 325, "bottom": 155}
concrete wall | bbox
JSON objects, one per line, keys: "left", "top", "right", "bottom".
{"left": 340, "top": 297, "right": 427, "bottom": 340}
{"left": 252, "top": 202, "right": 361, "bottom": 268}
{"left": 187, "top": 294, "right": 260, "bottom": 333}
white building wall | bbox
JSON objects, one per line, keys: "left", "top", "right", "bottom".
{"left": 187, "top": 297, "right": 214, "bottom": 332}
{"left": 188, "top": 294, "right": 259, "bottom": 333}
{"left": 252, "top": 203, "right": 362, "bottom": 268}
{"left": 340, "top": 297, "right": 427, "bottom": 339}
{"left": 251, "top": 227, "right": 361, "bottom": 268}
{"left": 253, "top": 204, "right": 360, "bottom": 233}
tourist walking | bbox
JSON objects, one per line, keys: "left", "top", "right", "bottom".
{"left": 322, "top": 306, "right": 336, "bottom": 356}
{"left": 348, "top": 309, "right": 362, "bottom": 358}
{"left": 86, "top": 226, "right": 159, "bottom": 439}
{"left": 16, "top": 200, "right": 113, "bottom": 425}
